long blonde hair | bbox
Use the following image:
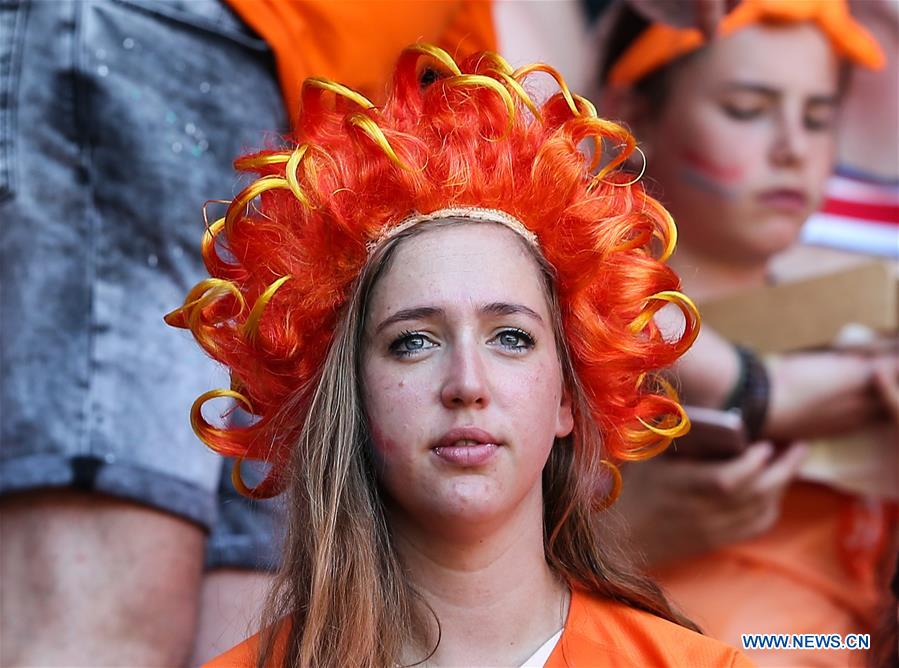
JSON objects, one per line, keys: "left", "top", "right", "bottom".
{"left": 256, "top": 219, "right": 697, "bottom": 667}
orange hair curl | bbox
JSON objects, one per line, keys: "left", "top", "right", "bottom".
{"left": 166, "top": 44, "right": 699, "bottom": 499}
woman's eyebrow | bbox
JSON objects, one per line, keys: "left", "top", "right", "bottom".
{"left": 719, "top": 82, "right": 779, "bottom": 98}
{"left": 374, "top": 307, "right": 442, "bottom": 334}
{"left": 720, "top": 82, "right": 839, "bottom": 105}
{"left": 373, "top": 302, "right": 544, "bottom": 334}
{"left": 481, "top": 302, "right": 544, "bottom": 324}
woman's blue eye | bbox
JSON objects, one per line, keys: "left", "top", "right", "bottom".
{"left": 495, "top": 329, "right": 535, "bottom": 351}
{"left": 389, "top": 331, "right": 435, "bottom": 357}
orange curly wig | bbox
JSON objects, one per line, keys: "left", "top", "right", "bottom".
{"left": 166, "top": 44, "right": 699, "bottom": 499}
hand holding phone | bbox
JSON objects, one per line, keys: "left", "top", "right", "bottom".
{"left": 668, "top": 405, "right": 748, "bottom": 460}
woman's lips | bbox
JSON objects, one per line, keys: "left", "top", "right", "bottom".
{"left": 432, "top": 427, "right": 502, "bottom": 467}
{"left": 757, "top": 188, "right": 808, "bottom": 213}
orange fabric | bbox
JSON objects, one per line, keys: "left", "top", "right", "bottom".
{"left": 654, "top": 483, "right": 897, "bottom": 667}
{"left": 543, "top": 589, "right": 754, "bottom": 667}
{"left": 204, "top": 617, "right": 289, "bottom": 668}
{"left": 204, "top": 588, "right": 753, "bottom": 667}
{"left": 224, "top": 0, "right": 496, "bottom": 124}
{"left": 608, "top": 0, "right": 885, "bottom": 87}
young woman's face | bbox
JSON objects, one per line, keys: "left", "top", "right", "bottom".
{"left": 361, "top": 223, "right": 573, "bottom": 537}
{"left": 636, "top": 24, "right": 841, "bottom": 265}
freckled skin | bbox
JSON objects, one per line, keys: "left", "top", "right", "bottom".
{"left": 361, "top": 224, "right": 573, "bottom": 540}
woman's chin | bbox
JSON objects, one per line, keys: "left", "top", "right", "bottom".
{"left": 757, "top": 222, "right": 805, "bottom": 259}
{"left": 390, "top": 481, "right": 520, "bottom": 534}
{"left": 732, "top": 214, "right": 806, "bottom": 264}
{"left": 429, "top": 480, "right": 507, "bottom": 519}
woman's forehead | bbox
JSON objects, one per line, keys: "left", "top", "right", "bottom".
{"left": 683, "top": 23, "right": 840, "bottom": 94}
{"left": 367, "top": 223, "right": 550, "bottom": 320}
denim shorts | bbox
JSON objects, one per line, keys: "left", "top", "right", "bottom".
{"left": 0, "top": 0, "right": 285, "bottom": 570}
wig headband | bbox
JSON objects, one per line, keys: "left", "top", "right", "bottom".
{"left": 370, "top": 206, "right": 538, "bottom": 252}
{"left": 608, "top": 0, "right": 885, "bottom": 87}
{"left": 165, "top": 44, "right": 699, "bottom": 500}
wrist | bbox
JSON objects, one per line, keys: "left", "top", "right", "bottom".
{"left": 722, "top": 345, "right": 771, "bottom": 442}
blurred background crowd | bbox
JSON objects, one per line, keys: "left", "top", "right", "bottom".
{"left": 1, "top": 0, "right": 896, "bottom": 666}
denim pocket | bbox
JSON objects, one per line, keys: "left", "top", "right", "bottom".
{"left": 111, "top": 0, "right": 269, "bottom": 51}
{"left": 0, "top": 0, "right": 28, "bottom": 200}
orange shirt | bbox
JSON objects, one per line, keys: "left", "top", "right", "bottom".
{"left": 224, "top": 0, "right": 497, "bottom": 124}
{"left": 205, "top": 587, "right": 753, "bottom": 667}
{"left": 654, "top": 483, "right": 896, "bottom": 667}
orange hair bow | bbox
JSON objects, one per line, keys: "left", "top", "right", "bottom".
{"left": 608, "top": 0, "right": 885, "bottom": 87}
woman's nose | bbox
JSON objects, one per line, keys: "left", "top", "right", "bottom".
{"left": 440, "top": 336, "right": 490, "bottom": 409}
{"left": 770, "top": 108, "right": 809, "bottom": 168}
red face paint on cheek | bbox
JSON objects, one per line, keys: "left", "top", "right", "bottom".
{"left": 368, "top": 423, "right": 395, "bottom": 456}
{"left": 679, "top": 149, "right": 746, "bottom": 199}
{"left": 681, "top": 149, "right": 745, "bottom": 182}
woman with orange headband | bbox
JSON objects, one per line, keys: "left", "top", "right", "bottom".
{"left": 596, "top": 1, "right": 896, "bottom": 665}
{"left": 166, "top": 44, "right": 753, "bottom": 666}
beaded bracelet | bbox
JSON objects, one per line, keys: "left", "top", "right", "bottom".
{"left": 722, "top": 345, "right": 771, "bottom": 442}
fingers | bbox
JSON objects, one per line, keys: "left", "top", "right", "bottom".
{"left": 712, "top": 443, "right": 808, "bottom": 543}
{"left": 711, "top": 492, "right": 781, "bottom": 544}
{"left": 647, "top": 440, "right": 803, "bottom": 502}
{"left": 752, "top": 442, "right": 808, "bottom": 497}
{"left": 619, "top": 441, "right": 804, "bottom": 560}
{"left": 688, "top": 441, "right": 805, "bottom": 509}
{"left": 707, "top": 445, "right": 808, "bottom": 547}
{"left": 692, "top": 441, "right": 774, "bottom": 496}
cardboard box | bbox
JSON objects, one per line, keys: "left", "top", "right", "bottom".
{"left": 696, "top": 246, "right": 899, "bottom": 354}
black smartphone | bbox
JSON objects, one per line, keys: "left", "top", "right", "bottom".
{"left": 667, "top": 405, "right": 749, "bottom": 460}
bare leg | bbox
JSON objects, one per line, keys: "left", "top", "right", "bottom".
{"left": 189, "top": 569, "right": 275, "bottom": 666}
{"left": 0, "top": 490, "right": 204, "bottom": 667}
